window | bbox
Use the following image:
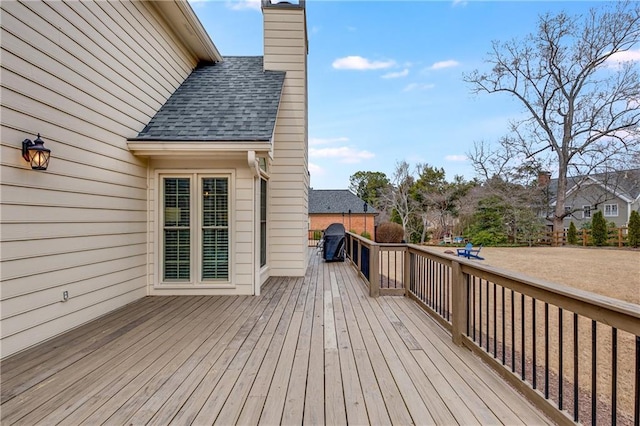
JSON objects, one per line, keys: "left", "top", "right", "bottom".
{"left": 161, "top": 174, "right": 229, "bottom": 283}
{"left": 260, "top": 178, "right": 267, "bottom": 267}
{"left": 582, "top": 205, "right": 591, "bottom": 219}
{"left": 604, "top": 204, "right": 618, "bottom": 217}
{"left": 564, "top": 205, "right": 572, "bottom": 214}
{"left": 163, "top": 178, "right": 191, "bottom": 281}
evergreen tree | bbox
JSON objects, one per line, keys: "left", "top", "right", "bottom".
{"left": 591, "top": 211, "right": 608, "bottom": 246}
{"left": 567, "top": 222, "right": 578, "bottom": 245}
{"left": 628, "top": 210, "right": 640, "bottom": 248}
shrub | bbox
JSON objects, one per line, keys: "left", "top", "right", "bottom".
{"left": 591, "top": 210, "right": 608, "bottom": 246}
{"left": 567, "top": 222, "right": 578, "bottom": 245}
{"left": 376, "top": 222, "right": 404, "bottom": 243}
{"left": 313, "top": 230, "right": 322, "bottom": 241}
{"left": 470, "top": 230, "right": 507, "bottom": 246}
{"left": 628, "top": 210, "right": 640, "bottom": 248}
{"left": 361, "top": 231, "right": 372, "bottom": 240}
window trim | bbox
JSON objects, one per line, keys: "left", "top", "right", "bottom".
{"left": 582, "top": 205, "right": 591, "bottom": 219}
{"left": 156, "top": 170, "right": 234, "bottom": 287}
{"left": 604, "top": 203, "right": 619, "bottom": 217}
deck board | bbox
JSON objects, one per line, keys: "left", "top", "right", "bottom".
{"left": 1, "top": 249, "right": 551, "bottom": 425}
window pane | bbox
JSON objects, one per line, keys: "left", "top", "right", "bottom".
{"left": 203, "top": 178, "right": 228, "bottom": 227}
{"left": 202, "top": 228, "right": 228, "bottom": 279}
{"left": 260, "top": 178, "right": 267, "bottom": 267}
{"left": 164, "top": 178, "right": 190, "bottom": 227}
{"left": 164, "top": 178, "right": 190, "bottom": 281}
{"left": 164, "top": 229, "right": 190, "bottom": 280}
{"left": 202, "top": 177, "right": 229, "bottom": 280}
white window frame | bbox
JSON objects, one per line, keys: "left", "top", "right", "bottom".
{"left": 604, "top": 203, "right": 619, "bottom": 217}
{"left": 582, "top": 205, "right": 591, "bottom": 219}
{"left": 157, "top": 171, "right": 234, "bottom": 287}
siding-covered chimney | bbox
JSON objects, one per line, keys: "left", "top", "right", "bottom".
{"left": 261, "top": 0, "right": 309, "bottom": 276}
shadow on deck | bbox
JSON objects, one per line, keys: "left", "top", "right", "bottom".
{"left": 0, "top": 250, "right": 550, "bottom": 425}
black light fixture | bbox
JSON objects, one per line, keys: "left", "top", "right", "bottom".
{"left": 22, "top": 134, "right": 51, "bottom": 170}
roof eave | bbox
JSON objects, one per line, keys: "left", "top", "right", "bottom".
{"left": 150, "top": 0, "right": 223, "bottom": 63}
{"left": 127, "top": 140, "right": 273, "bottom": 158}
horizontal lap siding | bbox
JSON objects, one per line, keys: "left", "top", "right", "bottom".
{"left": 264, "top": 7, "right": 308, "bottom": 277}
{"left": 0, "top": 0, "right": 197, "bottom": 359}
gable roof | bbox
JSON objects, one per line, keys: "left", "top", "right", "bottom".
{"left": 309, "top": 189, "right": 378, "bottom": 214}
{"left": 130, "top": 57, "right": 285, "bottom": 142}
{"left": 548, "top": 168, "right": 640, "bottom": 203}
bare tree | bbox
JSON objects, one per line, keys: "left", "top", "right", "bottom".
{"left": 380, "top": 161, "right": 416, "bottom": 241}
{"left": 464, "top": 2, "right": 640, "bottom": 233}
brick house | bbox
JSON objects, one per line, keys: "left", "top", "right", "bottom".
{"left": 309, "top": 189, "right": 377, "bottom": 236}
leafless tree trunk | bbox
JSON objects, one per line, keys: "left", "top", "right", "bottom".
{"left": 380, "top": 161, "right": 416, "bottom": 241}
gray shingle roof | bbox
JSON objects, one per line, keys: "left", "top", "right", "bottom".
{"left": 131, "top": 57, "right": 285, "bottom": 141}
{"left": 309, "top": 189, "right": 378, "bottom": 214}
{"left": 548, "top": 168, "right": 640, "bottom": 202}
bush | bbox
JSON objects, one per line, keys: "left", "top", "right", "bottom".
{"left": 361, "top": 231, "right": 372, "bottom": 240}
{"left": 313, "top": 230, "right": 322, "bottom": 241}
{"left": 628, "top": 210, "right": 640, "bottom": 248}
{"left": 567, "top": 222, "right": 578, "bottom": 245}
{"left": 376, "top": 222, "right": 404, "bottom": 243}
{"left": 591, "top": 210, "right": 608, "bottom": 246}
{"left": 469, "top": 230, "right": 507, "bottom": 246}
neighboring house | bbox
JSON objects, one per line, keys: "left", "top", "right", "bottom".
{"left": 546, "top": 169, "right": 640, "bottom": 229}
{"left": 0, "top": 0, "right": 308, "bottom": 359}
{"left": 309, "top": 189, "right": 378, "bottom": 236}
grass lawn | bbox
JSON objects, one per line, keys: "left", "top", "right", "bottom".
{"left": 475, "top": 246, "right": 639, "bottom": 305}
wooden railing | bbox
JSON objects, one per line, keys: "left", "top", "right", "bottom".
{"left": 343, "top": 232, "right": 640, "bottom": 426}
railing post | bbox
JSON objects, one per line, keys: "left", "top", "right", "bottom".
{"left": 403, "top": 246, "right": 411, "bottom": 297}
{"left": 369, "top": 243, "right": 380, "bottom": 298}
{"left": 451, "top": 260, "right": 468, "bottom": 346}
{"left": 618, "top": 227, "right": 623, "bottom": 248}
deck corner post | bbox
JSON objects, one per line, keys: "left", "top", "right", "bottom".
{"left": 451, "top": 260, "right": 468, "bottom": 346}
{"left": 369, "top": 243, "right": 380, "bottom": 298}
{"left": 403, "top": 246, "right": 411, "bottom": 297}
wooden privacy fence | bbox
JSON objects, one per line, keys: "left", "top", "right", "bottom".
{"left": 545, "top": 227, "right": 630, "bottom": 247}
{"left": 344, "top": 232, "right": 640, "bottom": 426}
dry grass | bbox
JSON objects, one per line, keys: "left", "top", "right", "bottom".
{"left": 478, "top": 246, "right": 639, "bottom": 305}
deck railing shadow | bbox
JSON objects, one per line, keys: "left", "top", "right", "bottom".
{"left": 344, "top": 232, "right": 640, "bottom": 426}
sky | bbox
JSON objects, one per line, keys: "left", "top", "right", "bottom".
{"left": 188, "top": 0, "right": 627, "bottom": 189}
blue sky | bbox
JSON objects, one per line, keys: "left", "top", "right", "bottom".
{"left": 188, "top": 0, "right": 617, "bottom": 189}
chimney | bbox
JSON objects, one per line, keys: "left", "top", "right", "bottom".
{"left": 538, "top": 171, "right": 551, "bottom": 187}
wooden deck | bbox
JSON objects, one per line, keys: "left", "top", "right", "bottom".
{"left": 0, "top": 250, "right": 551, "bottom": 425}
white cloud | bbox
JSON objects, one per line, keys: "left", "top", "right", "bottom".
{"left": 382, "top": 69, "right": 409, "bottom": 79}
{"left": 430, "top": 60, "right": 460, "bottom": 70}
{"left": 332, "top": 56, "right": 396, "bottom": 70}
{"left": 310, "top": 146, "right": 375, "bottom": 164}
{"left": 309, "top": 137, "right": 350, "bottom": 146}
{"left": 226, "top": 0, "right": 261, "bottom": 11}
{"left": 452, "top": 0, "right": 468, "bottom": 6}
{"left": 605, "top": 49, "right": 640, "bottom": 68}
{"left": 445, "top": 155, "right": 468, "bottom": 162}
{"left": 403, "top": 83, "right": 435, "bottom": 92}
{"left": 347, "top": 26, "right": 357, "bottom": 32}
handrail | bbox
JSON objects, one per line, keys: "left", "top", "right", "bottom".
{"left": 343, "top": 232, "right": 640, "bottom": 425}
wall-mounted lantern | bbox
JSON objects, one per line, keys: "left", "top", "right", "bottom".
{"left": 22, "top": 134, "right": 51, "bottom": 170}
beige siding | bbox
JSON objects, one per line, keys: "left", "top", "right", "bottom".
{"left": 147, "top": 158, "right": 255, "bottom": 296}
{"left": 263, "top": 5, "right": 309, "bottom": 277}
{"left": 0, "top": 0, "right": 198, "bottom": 359}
